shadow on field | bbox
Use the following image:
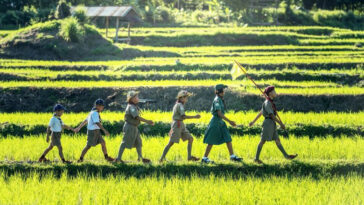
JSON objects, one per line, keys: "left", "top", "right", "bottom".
{"left": 130, "top": 33, "right": 300, "bottom": 47}
{"left": 0, "top": 70, "right": 361, "bottom": 86}
{"left": 0, "top": 87, "right": 363, "bottom": 113}
{"left": 0, "top": 160, "right": 363, "bottom": 180}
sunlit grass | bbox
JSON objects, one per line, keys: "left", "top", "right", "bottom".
{"left": 0, "top": 111, "right": 362, "bottom": 127}
{"left": 1, "top": 135, "right": 363, "bottom": 161}
{"left": 0, "top": 172, "right": 363, "bottom": 205}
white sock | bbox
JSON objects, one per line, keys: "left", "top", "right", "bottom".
{"left": 230, "top": 154, "right": 236, "bottom": 158}
{"left": 202, "top": 157, "right": 208, "bottom": 160}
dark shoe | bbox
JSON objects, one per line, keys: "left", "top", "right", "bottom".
{"left": 62, "top": 160, "right": 72, "bottom": 164}
{"left": 230, "top": 156, "right": 243, "bottom": 162}
{"left": 38, "top": 156, "right": 45, "bottom": 163}
{"left": 188, "top": 156, "right": 200, "bottom": 161}
{"left": 142, "top": 158, "right": 151, "bottom": 164}
{"left": 254, "top": 159, "right": 263, "bottom": 164}
{"left": 201, "top": 158, "right": 214, "bottom": 164}
{"left": 77, "top": 159, "right": 83, "bottom": 163}
{"left": 286, "top": 154, "right": 298, "bottom": 160}
{"left": 105, "top": 156, "right": 115, "bottom": 162}
{"left": 39, "top": 157, "right": 50, "bottom": 163}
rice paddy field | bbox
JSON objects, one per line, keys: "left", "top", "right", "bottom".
{"left": 0, "top": 26, "right": 363, "bottom": 204}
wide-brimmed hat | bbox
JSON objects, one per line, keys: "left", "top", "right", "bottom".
{"left": 127, "top": 91, "right": 139, "bottom": 102}
{"left": 176, "top": 90, "right": 193, "bottom": 99}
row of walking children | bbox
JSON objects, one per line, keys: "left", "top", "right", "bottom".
{"left": 38, "top": 84, "right": 298, "bottom": 164}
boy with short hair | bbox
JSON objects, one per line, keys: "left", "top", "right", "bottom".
{"left": 38, "top": 104, "right": 74, "bottom": 164}
{"left": 75, "top": 99, "right": 114, "bottom": 162}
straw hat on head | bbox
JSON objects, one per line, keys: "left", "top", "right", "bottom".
{"left": 126, "top": 91, "right": 139, "bottom": 102}
{"left": 176, "top": 90, "right": 193, "bottom": 99}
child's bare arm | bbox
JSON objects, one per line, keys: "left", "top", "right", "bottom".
{"left": 249, "top": 111, "right": 262, "bottom": 126}
{"left": 78, "top": 119, "right": 88, "bottom": 130}
{"left": 95, "top": 122, "right": 110, "bottom": 136}
{"left": 75, "top": 119, "right": 87, "bottom": 132}
{"left": 137, "top": 116, "right": 154, "bottom": 125}
{"left": 46, "top": 126, "right": 51, "bottom": 142}
{"left": 269, "top": 114, "right": 285, "bottom": 129}
{"left": 46, "top": 126, "right": 51, "bottom": 136}
{"left": 182, "top": 114, "right": 201, "bottom": 120}
{"left": 217, "top": 110, "right": 236, "bottom": 126}
{"left": 62, "top": 125, "right": 75, "bottom": 132}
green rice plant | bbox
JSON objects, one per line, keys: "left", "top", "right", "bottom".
{"left": 0, "top": 111, "right": 362, "bottom": 127}
{"left": 0, "top": 111, "right": 362, "bottom": 137}
{"left": 0, "top": 56, "right": 362, "bottom": 71}
{"left": 1, "top": 135, "right": 364, "bottom": 161}
{"left": 0, "top": 172, "right": 362, "bottom": 204}
{"left": 299, "top": 38, "right": 364, "bottom": 46}
{"left": 0, "top": 67, "right": 361, "bottom": 83}
{"left": 0, "top": 80, "right": 362, "bottom": 95}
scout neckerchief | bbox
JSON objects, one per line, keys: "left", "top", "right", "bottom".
{"left": 266, "top": 95, "right": 287, "bottom": 137}
{"left": 53, "top": 113, "right": 63, "bottom": 125}
{"left": 266, "top": 96, "right": 277, "bottom": 115}
{"left": 53, "top": 113, "right": 63, "bottom": 132}
{"left": 175, "top": 99, "right": 185, "bottom": 128}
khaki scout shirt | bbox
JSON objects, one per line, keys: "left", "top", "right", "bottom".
{"left": 172, "top": 102, "right": 186, "bottom": 121}
{"left": 124, "top": 104, "right": 140, "bottom": 126}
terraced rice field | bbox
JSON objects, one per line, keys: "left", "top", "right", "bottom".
{"left": 0, "top": 26, "right": 363, "bottom": 204}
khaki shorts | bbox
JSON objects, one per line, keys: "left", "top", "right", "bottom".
{"left": 169, "top": 121, "right": 192, "bottom": 143}
{"left": 87, "top": 129, "right": 105, "bottom": 147}
{"left": 122, "top": 123, "right": 142, "bottom": 149}
{"left": 261, "top": 119, "right": 279, "bottom": 141}
{"left": 51, "top": 132, "right": 62, "bottom": 147}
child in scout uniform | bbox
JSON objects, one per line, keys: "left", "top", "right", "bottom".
{"left": 115, "top": 91, "right": 154, "bottom": 163}
{"left": 249, "top": 86, "right": 298, "bottom": 164}
{"left": 74, "top": 99, "right": 114, "bottom": 162}
{"left": 38, "top": 104, "right": 74, "bottom": 164}
{"left": 201, "top": 84, "right": 242, "bottom": 164}
{"left": 159, "top": 90, "right": 201, "bottom": 162}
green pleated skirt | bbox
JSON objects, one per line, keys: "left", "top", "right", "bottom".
{"left": 203, "top": 116, "right": 232, "bottom": 145}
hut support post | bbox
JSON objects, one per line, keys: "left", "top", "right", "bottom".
{"left": 115, "top": 17, "right": 120, "bottom": 41}
{"left": 127, "top": 22, "right": 131, "bottom": 43}
{"left": 274, "top": 0, "right": 279, "bottom": 25}
{"left": 105, "top": 17, "right": 109, "bottom": 38}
